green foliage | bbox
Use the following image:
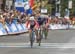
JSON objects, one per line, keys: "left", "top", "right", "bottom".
{"left": 60, "top": 0, "right": 68, "bottom": 17}
{"left": 60, "top": 0, "right": 75, "bottom": 17}
{"left": 36, "top": 0, "right": 75, "bottom": 16}
{"left": 45, "top": 4, "right": 53, "bottom": 14}
{"left": 72, "top": 0, "right": 75, "bottom": 16}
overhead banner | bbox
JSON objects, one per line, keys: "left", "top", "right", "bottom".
{"left": 15, "top": 0, "right": 29, "bottom": 12}
{"left": 15, "top": 0, "right": 24, "bottom": 2}
{"left": 41, "top": 8, "right": 47, "bottom": 14}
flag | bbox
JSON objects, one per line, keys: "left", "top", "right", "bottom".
{"left": 29, "top": 0, "right": 34, "bottom": 7}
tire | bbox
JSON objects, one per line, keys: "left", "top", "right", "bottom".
{"left": 30, "top": 31, "right": 35, "bottom": 48}
{"left": 43, "top": 28, "right": 48, "bottom": 39}
{"left": 38, "top": 40, "right": 41, "bottom": 46}
{"left": 30, "top": 40, "right": 33, "bottom": 48}
{"left": 38, "top": 29, "right": 42, "bottom": 46}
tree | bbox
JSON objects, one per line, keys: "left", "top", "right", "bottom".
{"left": 60, "top": 0, "right": 68, "bottom": 17}
{"left": 72, "top": 0, "right": 75, "bottom": 16}
{"left": 60, "top": 0, "right": 75, "bottom": 17}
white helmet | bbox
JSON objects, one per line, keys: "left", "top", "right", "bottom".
{"left": 29, "top": 16, "right": 35, "bottom": 20}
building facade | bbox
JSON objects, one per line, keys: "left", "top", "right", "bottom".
{"left": 0, "top": 0, "right": 14, "bottom": 10}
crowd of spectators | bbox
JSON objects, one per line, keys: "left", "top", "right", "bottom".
{"left": 0, "top": 9, "right": 75, "bottom": 26}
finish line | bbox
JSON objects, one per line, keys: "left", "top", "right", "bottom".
{"left": 0, "top": 43, "right": 75, "bottom": 48}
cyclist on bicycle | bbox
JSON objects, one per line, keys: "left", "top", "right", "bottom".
{"left": 36, "top": 12, "right": 50, "bottom": 39}
{"left": 26, "top": 16, "right": 39, "bottom": 42}
{"left": 43, "top": 15, "right": 50, "bottom": 29}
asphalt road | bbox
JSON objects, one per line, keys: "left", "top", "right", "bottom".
{"left": 0, "top": 30, "right": 75, "bottom": 54}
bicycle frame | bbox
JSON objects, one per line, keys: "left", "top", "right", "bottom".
{"left": 37, "top": 25, "right": 43, "bottom": 46}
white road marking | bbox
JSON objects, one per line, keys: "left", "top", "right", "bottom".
{"left": 0, "top": 43, "right": 75, "bottom": 48}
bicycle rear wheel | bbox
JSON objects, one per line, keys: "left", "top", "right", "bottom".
{"left": 43, "top": 28, "right": 48, "bottom": 39}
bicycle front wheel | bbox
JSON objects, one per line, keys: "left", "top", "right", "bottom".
{"left": 38, "top": 29, "right": 43, "bottom": 46}
{"left": 30, "top": 31, "right": 35, "bottom": 48}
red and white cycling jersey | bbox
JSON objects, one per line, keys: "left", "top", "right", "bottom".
{"left": 25, "top": 20, "right": 39, "bottom": 29}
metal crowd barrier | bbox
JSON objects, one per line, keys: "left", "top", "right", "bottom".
{"left": 0, "top": 22, "right": 75, "bottom": 36}
{"left": 49, "top": 24, "right": 75, "bottom": 30}
{"left": 0, "top": 23, "right": 28, "bottom": 36}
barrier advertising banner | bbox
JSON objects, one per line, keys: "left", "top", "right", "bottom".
{"left": 0, "top": 23, "right": 7, "bottom": 35}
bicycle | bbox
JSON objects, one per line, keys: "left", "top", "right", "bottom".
{"left": 37, "top": 25, "right": 43, "bottom": 46}
{"left": 30, "top": 28, "right": 35, "bottom": 48}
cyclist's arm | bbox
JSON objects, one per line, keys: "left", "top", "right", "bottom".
{"left": 34, "top": 20, "right": 39, "bottom": 29}
{"left": 25, "top": 21, "right": 30, "bottom": 28}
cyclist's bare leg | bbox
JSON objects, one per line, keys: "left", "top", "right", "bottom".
{"left": 43, "top": 23, "right": 49, "bottom": 39}
{"left": 34, "top": 27, "right": 40, "bottom": 43}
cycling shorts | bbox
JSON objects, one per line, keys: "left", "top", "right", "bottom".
{"left": 37, "top": 17, "right": 48, "bottom": 26}
{"left": 30, "top": 21, "right": 36, "bottom": 29}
